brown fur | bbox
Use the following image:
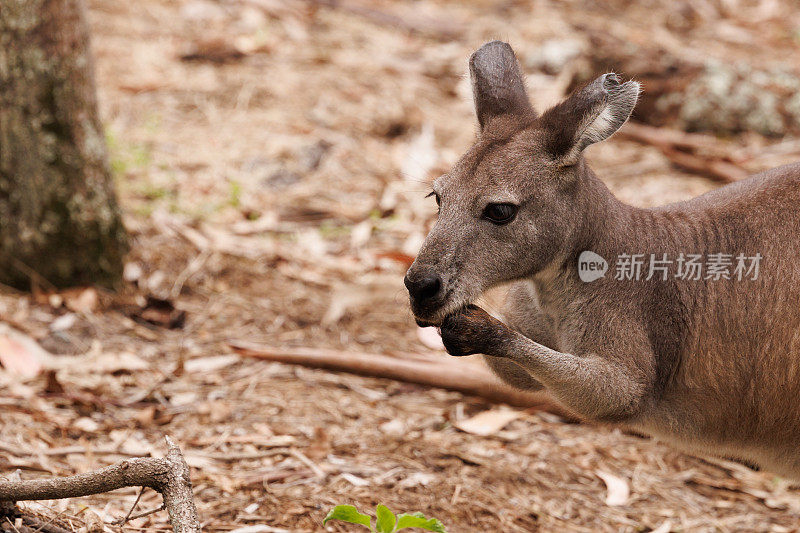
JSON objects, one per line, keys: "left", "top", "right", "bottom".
{"left": 405, "top": 41, "right": 800, "bottom": 478}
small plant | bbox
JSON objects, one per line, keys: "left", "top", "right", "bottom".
{"left": 323, "top": 504, "right": 446, "bottom": 533}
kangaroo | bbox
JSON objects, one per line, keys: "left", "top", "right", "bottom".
{"left": 404, "top": 40, "right": 800, "bottom": 478}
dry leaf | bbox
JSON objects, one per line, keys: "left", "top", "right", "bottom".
{"left": 135, "top": 405, "right": 173, "bottom": 426}
{"left": 227, "top": 526, "right": 290, "bottom": 533}
{"left": 416, "top": 326, "right": 444, "bottom": 351}
{"left": 454, "top": 409, "right": 524, "bottom": 437}
{"left": 72, "top": 417, "right": 100, "bottom": 432}
{"left": 350, "top": 220, "right": 372, "bottom": 248}
{"left": 50, "top": 313, "right": 77, "bottom": 332}
{"left": 123, "top": 262, "right": 143, "bottom": 283}
{"left": 208, "top": 400, "right": 232, "bottom": 423}
{"left": 398, "top": 471, "right": 436, "bottom": 488}
{"left": 321, "top": 285, "right": 374, "bottom": 326}
{"left": 95, "top": 351, "right": 150, "bottom": 374}
{"left": 184, "top": 453, "right": 216, "bottom": 469}
{"left": 341, "top": 472, "right": 370, "bottom": 487}
{"left": 374, "top": 250, "right": 415, "bottom": 268}
{"left": 180, "top": 37, "right": 246, "bottom": 63}
{"left": 402, "top": 232, "right": 425, "bottom": 257}
{"left": 146, "top": 270, "right": 167, "bottom": 292}
{"left": 379, "top": 419, "right": 406, "bottom": 437}
{"left": 119, "top": 437, "right": 154, "bottom": 457}
{"left": 651, "top": 520, "right": 673, "bottom": 533}
{"left": 183, "top": 354, "right": 240, "bottom": 373}
{"left": 78, "top": 508, "right": 105, "bottom": 533}
{"left": 135, "top": 405, "right": 157, "bottom": 427}
{"left": 170, "top": 391, "right": 200, "bottom": 406}
{"left": 596, "top": 470, "right": 630, "bottom": 506}
{"left": 62, "top": 287, "right": 98, "bottom": 314}
{"left": 44, "top": 369, "right": 65, "bottom": 394}
{"left": 132, "top": 295, "right": 187, "bottom": 329}
{"left": 401, "top": 122, "right": 437, "bottom": 183}
{"left": 44, "top": 350, "right": 149, "bottom": 375}
{"left": 0, "top": 323, "right": 49, "bottom": 378}
{"left": 180, "top": 0, "right": 227, "bottom": 23}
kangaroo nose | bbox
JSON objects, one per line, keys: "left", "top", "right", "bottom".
{"left": 404, "top": 271, "right": 442, "bottom": 302}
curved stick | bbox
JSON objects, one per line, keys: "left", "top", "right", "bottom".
{"left": 0, "top": 437, "right": 200, "bottom": 533}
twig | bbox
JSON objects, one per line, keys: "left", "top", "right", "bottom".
{"left": 118, "top": 486, "right": 146, "bottom": 525}
{"left": 237, "top": 467, "right": 313, "bottom": 487}
{"left": 0, "top": 437, "right": 199, "bottom": 533}
{"left": 289, "top": 450, "right": 326, "bottom": 479}
{"left": 0, "top": 507, "right": 76, "bottom": 533}
{"left": 0, "top": 444, "right": 149, "bottom": 458}
{"left": 24, "top": 512, "right": 70, "bottom": 533}
{"left": 3, "top": 257, "right": 57, "bottom": 292}
{"left": 229, "top": 342, "right": 569, "bottom": 414}
{"left": 116, "top": 503, "right": 166, "bottom": 524}
{"left": 191, "top": 450, "right": 290, "bottom": 461}
{"left": 170, "top": 249, "right": 212, "bottom": 299}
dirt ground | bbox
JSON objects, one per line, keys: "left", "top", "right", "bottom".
{"left": 3, "top": 0, "right": 800, "bottom": 531}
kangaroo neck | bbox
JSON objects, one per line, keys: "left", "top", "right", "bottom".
{"left": 531, "top": 161, "right": 653, "bottom": 293}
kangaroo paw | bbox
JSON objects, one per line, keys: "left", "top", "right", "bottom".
{"left": 440, "top": 305, "right": 511, "bottom": 357}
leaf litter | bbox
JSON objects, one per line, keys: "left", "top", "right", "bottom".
{"left": 2, "top": 0, "right": 800, "bottom": 531}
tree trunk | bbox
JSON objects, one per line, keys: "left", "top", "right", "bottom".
{"left": 0, "top": 0, "right": 127, "bottom": 290}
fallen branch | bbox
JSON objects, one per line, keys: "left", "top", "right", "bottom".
{"left": 618, "top": 122, "right": 749, "bottom": 183}
{"left": 619, "top": 122, "right": 731, "bottom": 155}
{"left": 658, "top": 147, "right": 748, "bottom": 184}
{"left": 0, "top": 437, "right": 199, "bottom": 533}
{"left": 229, "top": 342, "right": 569, "bottom": 415}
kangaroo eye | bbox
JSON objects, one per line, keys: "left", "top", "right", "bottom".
{"left": 483, "top": 203, "right": 518, "bottom": 224}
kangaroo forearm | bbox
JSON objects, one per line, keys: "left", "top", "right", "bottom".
{"left": 483, "top": 355, "right": 544, "bottom": 391}
{"left": 508, "top": 314, "right": 559, "bottom": 350}
{"left": 501, "top": 332, "right": 647, "bottom": 420}
{"left": 438, "top": 306, "right": 649, "bottom": 420}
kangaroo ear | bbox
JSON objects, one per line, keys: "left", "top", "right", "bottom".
{"left": 540, "top": 73, "right": 640, "bottom": 165}
{"left": 469, "top": 41, "right": 534, "bottom": 130}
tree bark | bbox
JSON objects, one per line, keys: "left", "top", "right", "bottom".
{"left": 0, "top": 0, "right": 127, "bottom": 289}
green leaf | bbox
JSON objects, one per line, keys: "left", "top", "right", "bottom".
{"left": 375, "top": 504, "right": 396, "bottom": 533}
{"left": 395, "top": 512, "right": 447, "bottom": 532}
{"left": 323, "top": 505, "right": 373, "bottom": 530}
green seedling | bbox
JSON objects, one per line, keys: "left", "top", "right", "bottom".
{"left": 323, "top": 504, "right": 446, "bottom": 533}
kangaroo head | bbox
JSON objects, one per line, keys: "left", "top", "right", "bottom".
{"left": 405, "top": 41, "right": 640, "bottom": 326}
